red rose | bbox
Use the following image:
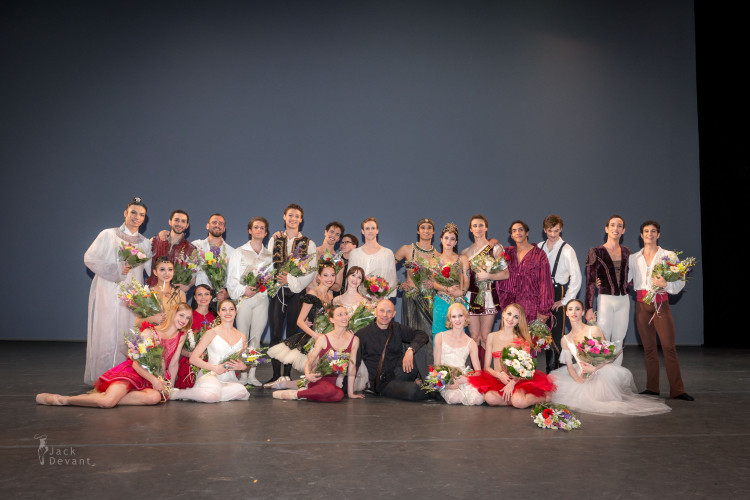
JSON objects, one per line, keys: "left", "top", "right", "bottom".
{"left": 258, "top": 284, "right": 266, "bottom": 292}
{"left": 542, "top": 408, "right": 554, "bottom": 419}
{"left": 428, "top": 365, "right": 434, "bottom": 372}
{"left": 441, "top": 266, "right": 450, "bottom": 278}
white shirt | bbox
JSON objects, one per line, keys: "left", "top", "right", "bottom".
{"left": 347, "top": 245, "right": 398, "bottom": 298}
{"left": 628, "top": 246, "right": 686, "bottom": 294}
{"left": 226, "top": 241, "right": 273, "bottom": 300}
{"left": 267, "top": 234, "right": 317, "bottom": 294}
{"left": 192, "top": 238, "right": 235, "bottom": 288}
{"left": 537, "top": 238, "right": 582, "bottom": 305}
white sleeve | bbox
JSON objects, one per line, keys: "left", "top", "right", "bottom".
{"left": 226, "top": 248, "right": 246, "bottom": 300}
{"left": 287, "top": 240, "right": 317, "bottom": 293}
{"left": 84, "top": 230, "right": 127, "bottom": 283}
{"left": 561, "top": 246, "right": 582, "bottom": 304}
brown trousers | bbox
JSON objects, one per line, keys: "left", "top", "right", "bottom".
{"left": 635, "top": 300, "right": 685, "bottom": 397}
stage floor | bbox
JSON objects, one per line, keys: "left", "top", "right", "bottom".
{"left": 1, "top": 341, "right": 748, "bottom": 499}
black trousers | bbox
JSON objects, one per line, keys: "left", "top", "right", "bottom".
{"left": 267, "top": 287, "right": 303, "bottom": 379}
{"left": 545, "top": 283, "right": 566, "bottom": 373}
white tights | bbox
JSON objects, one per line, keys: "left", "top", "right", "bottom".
{"left": 596, "top": 294, "right": 630, "bottom": 366}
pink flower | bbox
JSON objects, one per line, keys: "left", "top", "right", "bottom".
{"left": 602, "top": 348, "right": 610, "bottom": 354}
{"left": 370, "top": 285, "right": 378, "bottom": 293}
{"left": 587, "top": 339, "right": 596, "bottom": 346}
{"left": 591, "top": 347, "right": 600, "bottom": 354}
{"left": 130, "top": 248, "right": 138, "bottom": 255}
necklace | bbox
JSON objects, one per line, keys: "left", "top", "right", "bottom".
{"left": 413, "top": 242, "right": 435, "bottom": 253}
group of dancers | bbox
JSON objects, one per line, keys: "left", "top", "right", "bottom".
{"left": 36, "top": 197, "right": 693, "bottom": 415}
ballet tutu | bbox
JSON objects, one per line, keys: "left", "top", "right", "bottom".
{"left": 467, "top": 370, "right": 556, "bottom": 398}
{"left": 267, "top": 331, "right": 311, "bottom": 372}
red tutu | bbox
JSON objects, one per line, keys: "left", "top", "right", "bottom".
{"left": 467, "top": 370, "right": 556, "bottom": 398}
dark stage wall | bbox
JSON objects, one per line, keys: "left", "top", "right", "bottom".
{"left": 2, "top": 1, "right": 702, "bottom": 344}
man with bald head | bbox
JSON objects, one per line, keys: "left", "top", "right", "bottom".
{"left": 355, "top": 299, "right": 431, "bottom": 401}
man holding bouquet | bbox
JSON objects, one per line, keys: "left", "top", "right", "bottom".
{"left": 193, "top": 213, "right": 234, "bottom": 301}
{"left": 628, "top": 220, "right": 693, "bottom": 401}
{"left": 265, "top": 204, "right": 317, "bottom": 386}
{"left": 148, "top": 209, "right": 195, "bottom": 292}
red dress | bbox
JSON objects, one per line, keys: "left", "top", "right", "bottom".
{"left": 175, "top": 310, "right": 216, "bottom": 389}
{"left": 468, "top": 350, "right": 556, "bottom": 398}
{"left": 297, "top": 336, "right": 355, "bottom": 402}
{"left": 94, "top": 332, "right": 184, "bottom": 393}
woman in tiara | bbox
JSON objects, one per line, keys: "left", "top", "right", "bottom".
{"left": 428, "top": 223, "right": 468, "bottom": 341}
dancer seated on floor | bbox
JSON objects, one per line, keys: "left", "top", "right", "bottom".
{"left": 432, "top": 303, "right": 484, "bottom": 406}
{"left": 549, "top": 299, "right": 671, "bottom": 416}
{"left": 273, "top": 305, "right": 364, "bottom": 401}
{"left": 266, "top": 261, "right": 336, "bottom": 376}
{"left": 36, "top": 303, "right": 191, "bottom": 408}
{"left": 171, "top": 299, "right": 250, "bottom": 403}
{"left": 468, "top": 303, "right": 555, "bottom": 408}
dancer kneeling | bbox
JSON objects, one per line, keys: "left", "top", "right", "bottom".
{"left": 432, "top": 303, "right": 484, "bottom": 405}
{"left": 468, "top": 303, "right": 555, "bottom": 408}
{"left": 549, "top": 299, "right": 671, "bottom": 415}
{"left": 171, "top": 299, "right": 250, "bottom": 403}
{"left": 274, "top": 305, "right": 364, "bottom": 401}
{"left": 37, "top": 303, "right": 191, "bottom": 408}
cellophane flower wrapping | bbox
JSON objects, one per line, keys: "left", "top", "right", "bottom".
{"left": 502, "top": 345, "right": 536, "bottom": 379}
{"left": 643, "top": 251, "right": 697, "bottom": 305}
{"left": 117, "top": 279, "right": 163, "bottom": 318}
{"left": 421, "top": 365, "right": 464, "bottom": 393}
{"left": 118, "top": 242, "right": 149, "bottom": 267}
{"left": 529, "top": 319, "right": 553, "bottom": 357}
{"left": 469, "top": 251, "right": 508, "bottom": 306}
{"left": 313, "top": 350, "right": 350, "bottom": 376}
{"left": 364, "top": 274, "right": 391, "bottom": 299}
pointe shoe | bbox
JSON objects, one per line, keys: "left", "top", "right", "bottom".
{"left": 36, "top": 393, "right": 63, "bottom": 405}
{"left": 273, "top": 390, "right": 299, "bottom": 400}
{"left": 263, "top": 377, "right": 280, "bottom": 388}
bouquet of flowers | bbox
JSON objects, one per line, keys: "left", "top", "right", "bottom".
{"left": 184, "top": 317, "right": 219, "bottom": 352}
{"left": 421, "top": 365, "right": 464, "bottom": 393}
{"left": 502, "top": 344, "right": 536, "bottom": 379}
{"left": 241, "top": 261, "right": 278, "bottom": 296}
{"left": 364, "top": 274, "right": 392, "bottom": 299}
{"left": 315, "top": 302, "right": 376, "bottom": 335}
{"left": 171, "top": 249, "right": 199, "bottom": 286}
{"left": 118, "top": 242, "right": 149, "bottom": 267}
{"left": 403, "top": 257, "right": 435, "bottom": 297}
{"left": 531, "top": 403, "right": 581, "bottom": 431}
{"left": 470, "top": 251, "right": 508, "bottom": 306}
{"left": 643, "top": 251, "right": 697, "bottom": 305}
{"left": 431, "top": 262, "right": 462, "bottom": 290}
{"left": 198, "top": 249, "right": 230, "bottom": 292}
{"left": 317, "top": 249, "right": 345, "bottom": 273}
{"left": 268, "top": 250, "right": 318, "bottom": 297}
{"left": 528, "top": 319, "right": 553, "bottom": 357}
{"left": 222, "top": 347, "right": 270, "bottom": 368}
{"left": 575, "top": 336, "right": 620, "bottom": 374}
{"left": 312, "top": 350, "right": 350, "bottom": 376}
{"left": 117, "top": 279, "right": 163, "bottom": 318}
{"left": 124, "top": 323, "right": 171, "bottom": 394}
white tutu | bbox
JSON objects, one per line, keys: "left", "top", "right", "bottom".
{"left": 550, "top": 363, "right": 671, "bottom": 416}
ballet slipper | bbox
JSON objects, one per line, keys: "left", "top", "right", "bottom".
{"left": 36, "top": 393, "right": 63, "bottom": 405}
{"left": 272, "top": 390, "right": 299, "bottom": 400}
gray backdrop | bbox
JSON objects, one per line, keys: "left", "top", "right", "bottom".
{"left": 2, "top": 1, "right": 702, "bottom": 344}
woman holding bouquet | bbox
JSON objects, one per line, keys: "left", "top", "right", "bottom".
{"left": 433, "top": 303, "right": 484, "bottom": 405}
{"left": 347, "top": 217, "right": 398, "bottom": 299}
{"left": 461, "top": 215, "right": 509, "bottom": 352}
{"left": 333, "top": 266, "right": 373, "bottom": 318}
{"left": 585, "top": 215, "right": 630, "bottom": 365}
{"left": 267, "top": 261, "right": 337, "bottom": 374}
{"left": 550, "top": 299, "right": 671, "bottom": 415}
{"left": 175, "top": 284, "right": 216, "bottom": 389}
{"left": 273, "top": 305, "right": 364, "bottom": 401}
{"left": 171, "top": 299, "right": 250, "bottom": 403}
{"left": 136, "top": 256, "right": 186, "bottom": 326}
{"left": 37, "top": 303, "right": 191, "bottom": 407}
{"left": 467, "top": 303, "right": 555, "bottom": 408}
{"left": 429, "top": 223, "right": 468, "bottom": 340}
